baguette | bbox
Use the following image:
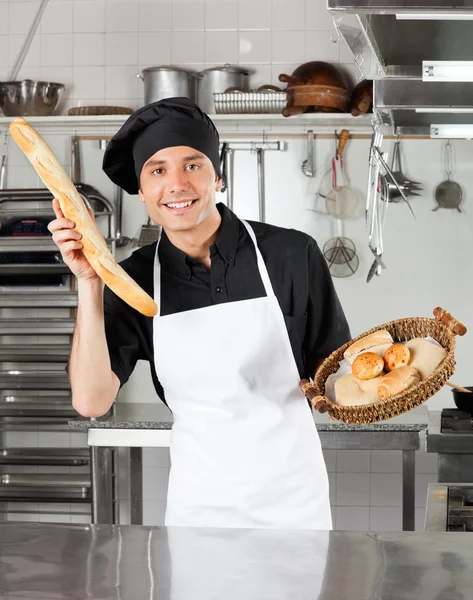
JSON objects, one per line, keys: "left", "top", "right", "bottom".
{"left": 9, "top": 117, "right": 158, "bottom": 318}
{"left": 344, "top": 330, "right": 394, "bottom": 365}
{"left": 377, "top": 366, "right": 420, "bottom": 401}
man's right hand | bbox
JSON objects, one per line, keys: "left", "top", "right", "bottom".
{"left": 48, "top": 198, "right": 99, "bottom": 281}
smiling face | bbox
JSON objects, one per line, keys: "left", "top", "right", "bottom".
{"left": 138, "top": 145, "right": 222, "bottom": 233}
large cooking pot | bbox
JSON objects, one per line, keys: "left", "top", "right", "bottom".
{"left": 196, "top": 64, "right": 250, "bottom": 114}
{"left": 278, "top": 61, "right": 349, "bottom": 116}
{"left": 137, "top": 66, "right": 197, "bottom": 105}
{"left": 452, "top": 387, "right": 473, "bottom": 415}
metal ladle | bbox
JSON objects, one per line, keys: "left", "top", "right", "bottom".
{"left": 434, "top": 140, "right": 463, "bottom": 213}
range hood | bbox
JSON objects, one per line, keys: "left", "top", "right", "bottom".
{"left": 327, "top": 0, "right": 473, "bottom": 135}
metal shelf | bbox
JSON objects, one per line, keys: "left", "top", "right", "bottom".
{"left": 0, "top": 113, "right": 375, "bottom": 136}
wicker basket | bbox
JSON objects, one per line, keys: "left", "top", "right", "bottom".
{"left": 67, "top": 106, "right": 133, "bottom": 116}
{"left": 300, "top": 307, "right": 467, "bottom": 425}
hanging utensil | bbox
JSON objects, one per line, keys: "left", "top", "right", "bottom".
{"left": 256, "top": 147, "right": 265, "bottom": 222}
{"left": 367, "top": 174, "right": 389, "bottom": 282}
{"left": 386, "top": 139, "right": 423, "bottom": 203}
{"left": 434, "top": 140, "right": 463, "bottom": 213}
{"left": 323, "top": 234, "right": 359, "bottom": 278}
{"left": 219, "top": 142, "right": 228, "bottom": 193}
{"left": 390, "top": 138, "right": 422, "bottom": 187}
{"left": 137, "top": 216, "right": 162, "bottom": 247}
{"left": 301, "top": 130, "right": 314, "bottom": 178}
{"left": 322, "top": 130, "right": 359, "bottom": 278}
{"left": 373, "top": 146, "right": 416, "bottom": 219}
{"left": 325, "top": 129, "right": 359, "bottom": 220}
{"left": 226, "top": 148, "right": 235, "bottom": 211}
{"left": 367, "top": 138, "right": 385, "bottom": 269}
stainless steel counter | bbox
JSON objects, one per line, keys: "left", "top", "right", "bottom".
{"left": 427, "top": 411, "right": 473, "bottom": 483}
{"left": 1, "top": 522, "right": 472, "bottom": 600}
{"left": 69, "top": 403, "right": 428, "bottom": 530}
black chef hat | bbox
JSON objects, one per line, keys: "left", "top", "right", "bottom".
{"left": 102, "top": 97, "right": 221, "bottom": 195}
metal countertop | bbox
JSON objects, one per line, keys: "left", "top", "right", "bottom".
{"left": 0, "top": 522, "right": 471, "bottom": 599}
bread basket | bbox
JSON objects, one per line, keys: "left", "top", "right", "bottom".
{"left": 300, "top": 307, "right": 467, "bottom": 425}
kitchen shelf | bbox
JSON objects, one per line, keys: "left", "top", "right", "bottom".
{"left": 0, "top": 113, "right": 375, "bottom": 136}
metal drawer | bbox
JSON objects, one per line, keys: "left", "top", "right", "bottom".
{"left": 0, "top": 264, "right": 70, "bottom": 276}
{"left": 0, "top": 238, "right": 58, "bottom": 253}
{"left": 0, "top": 371, "right": 70, "bottom": 390}
{"left": 1, "top": 473, "right": 90, "bottom": 487}
{"left": 0, "top": 292, "right": 77, "bottom": 308}
{"left": 0, "top": 416, "right": 76, "bottom": 430}
{"left": 0, "top": 393, "right": 74, "bottom": 417}
{"left": 0, "top": 318, "right": 75, "bottom": 335}
{"left": 0, "top": 345, "right": 70, "bottom": 362}
{"left": 0, "top": 448, "right": 89, "bottom": 466}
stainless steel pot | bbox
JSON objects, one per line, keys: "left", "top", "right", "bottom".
{"left": 196, "top": 64, "right": 250, "bottom": 114}
{"left": 137, "top": 66, "right": 197, "bottom": 105}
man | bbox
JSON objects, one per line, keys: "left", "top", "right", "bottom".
{"left": 49, "top": 97, "right": 350, "bottom": 530}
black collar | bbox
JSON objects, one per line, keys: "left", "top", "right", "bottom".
{"left": 159, "top": 203, "right": 240, "bottom": 278}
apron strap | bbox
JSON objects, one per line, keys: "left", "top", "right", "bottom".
{"left": 153, "top": 228, "right": 163, "bottom": 317}
{"left": 239, "top": 219, "right": 276, "bottom": 299}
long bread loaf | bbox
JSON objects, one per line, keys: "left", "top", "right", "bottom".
{"left": 9, "top": 117, "right": 158, "bottom": 317}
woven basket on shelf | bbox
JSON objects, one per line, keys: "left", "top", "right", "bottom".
{"left": 300, "top": 307, "right": 467, "bottom": 425}
{"left": 67, "top": 106, "right": 133, "bottom": 116}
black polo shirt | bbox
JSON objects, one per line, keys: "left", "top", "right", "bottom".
{"left": 104, "top": 203, "right": 351, "bottom": 404}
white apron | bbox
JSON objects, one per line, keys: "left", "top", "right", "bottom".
{"left": 153, "top": 219, "right": 331, "bottom": 530}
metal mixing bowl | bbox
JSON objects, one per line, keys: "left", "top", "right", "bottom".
{"left": 0, "top": 79, "right": 65, "bottom": 116}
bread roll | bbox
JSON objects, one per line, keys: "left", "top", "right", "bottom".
{"left": 405, "top": 338, "right": 447, "bottom": 380}
{"left": 352, "top": 352, "right": 384, "bottom": 380}
{"left": 9, "top": 117, "right": 158, "bottom": 318}
{"left": 377, "top": 366, "right": 421, "bottom": 401}
{"left": 335, "top": 374, "right": 384, "bottom": 406}
{"left": 344, "top": 330, "right": 394, "bottom": 365}
{"left": 384, "top": 343, "right": 410, "bottom": 372}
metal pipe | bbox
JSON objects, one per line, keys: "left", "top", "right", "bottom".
{"left": 9, "top": 0, "right": 50, "bottom": 81}
{"left": 90, "top": 446, "right": 115, "bottom": 524}
{"left": 129, "top": 448, "right": 143, "bottom": 525}
{"left": 71, "top": 136, "right": 80, "bottom": 184}
{"left": 402, "top": 450, "right": 416, "bottom": 531}
{"left": 226, "top": 148, "right": 234, "bottom": 211}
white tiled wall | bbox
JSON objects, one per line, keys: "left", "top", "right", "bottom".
{"left": 0, "top": 0, "right": 356, "bottom": 112}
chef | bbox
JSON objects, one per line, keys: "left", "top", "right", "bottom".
{"left": 49, "top": 97, "right": 350, "bottom": 530}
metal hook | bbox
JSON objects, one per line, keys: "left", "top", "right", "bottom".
{"left": 330, "top": 22, "right": 340, "bottom": 44}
